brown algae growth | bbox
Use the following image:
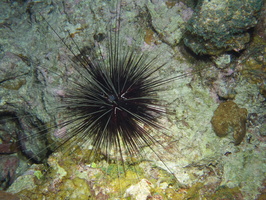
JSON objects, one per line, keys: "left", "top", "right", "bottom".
{"left": 211, "top": 101, "right": 248, "bottom": 145}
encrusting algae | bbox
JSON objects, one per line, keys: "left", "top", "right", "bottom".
{"left": 211, "top": 101, "right": 248, "bottom": 145}
{"left": 7, "top": 146, "right": 180, "bottom": 199}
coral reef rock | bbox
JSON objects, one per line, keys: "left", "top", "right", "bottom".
{"left": 184, "top": 0, "right": 263, "bottom": 55}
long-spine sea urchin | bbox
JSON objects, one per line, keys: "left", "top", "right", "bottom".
{"left": 39, "top": 2, "right": 173, "bottom": 166}
{"left": 55, "top": 29, "right": 169, "bottom": 164}
{"left": 1, "top": 0, "right": 184, "bottom": 196}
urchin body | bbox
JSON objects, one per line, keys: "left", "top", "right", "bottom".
{"left": 62, "top": 45, "right": 167, "bottom": 158}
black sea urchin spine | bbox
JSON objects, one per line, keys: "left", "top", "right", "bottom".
{"left": 1, "top": 0, "right": 184, "bottom": 196}
{"left": 53, "top": 29, "right": 169, "bottom": 163}
{"left": 30, "top": 1, "right": 173, "bottom": 165}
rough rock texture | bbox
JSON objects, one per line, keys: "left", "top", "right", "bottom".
{"left": 0, "top": 110, "right": 47, "bottom": 189}
{"left": 184, "top": 0, "right": 263, "bottom": 55}
{"left": 0, "top": 191, "right": 20, "bottom": 200}
{"left": 1, "top": 0, "right": 266, "bottom": 199}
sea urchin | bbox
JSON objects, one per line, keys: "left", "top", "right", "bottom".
{"left": 57, "top": 34, "right": 169, "bottom": 161}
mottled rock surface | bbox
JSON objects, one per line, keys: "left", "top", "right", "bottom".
{"left": 184, "top": 0, "right": 263, "bottom": 55}
{"left": 1, "top": 0, "right": 265, "bottom": 199}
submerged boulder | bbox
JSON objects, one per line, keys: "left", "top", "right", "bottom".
{"left": 184, "top": 0, "right": 263, "bottom": 55}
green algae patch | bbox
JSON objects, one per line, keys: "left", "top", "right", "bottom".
{"left": 241, "top": 36, "right": 266, "bottom": 85}
{"left": 211, "top": 101, "right": 248, "bottom": 145}
{"left": 34, "top": 170, "right": 44, "bottom": 180}
{"left": 0, "top": 78, "right": 26, "bottom": 90}
{"left": 11, "top": 146, "right": 179, "bottom": 199}
{"left": 183, "top": 182, "right": 204, "bottom": 200}
{"left": 166, "top": 183, "right": 243, "bottom": 200}
{"left": 207, "top": 186, "right": 243, "bottom": 200}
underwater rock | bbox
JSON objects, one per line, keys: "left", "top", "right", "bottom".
{"left": 0, "top": 109, "right": 49, "bottom": 163}
{"left": 124, "top": 179, "right": 153, "bottom": 200}
{"left": 254, "top": 0, "right": 266, "bottom": 40}
{"left": 17, "top": 112, "right": 49, "bottom": 163}
{"left": 259, "top": 122, "right": 266, "bottom": 137}
{"left": 0, "top": 191, "right": 20, "bottom": 200}
{"left": 0, "top": 110, "right": 47, "bottom": 189}
{"left": 211, "top": 101, "right": 248, "bottom": 145}
{"left": 184, "top": 0, "right": 263, "bottom": 55}
{"left": 7, "top": 173, "right": 37, "bottom": 194}
{"left": 0, "top": 156, "right": 19, "bottom": 190}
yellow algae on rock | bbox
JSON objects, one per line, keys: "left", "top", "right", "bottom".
{"left": 211, "top": 101, "right": 248, "bottom": 145}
